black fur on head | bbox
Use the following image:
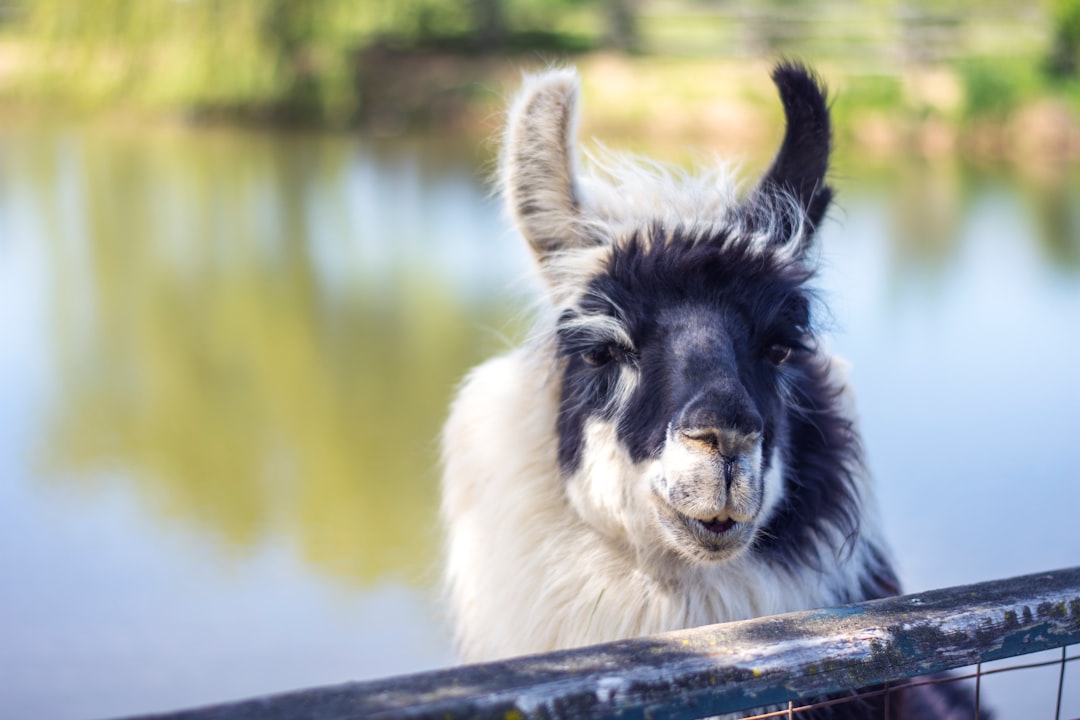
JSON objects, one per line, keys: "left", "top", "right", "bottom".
{"left": 544, "top": 63, "right": 883, "bottom": 575}
{"left": 553, "top": 222, "right": 885, "bottom": 575}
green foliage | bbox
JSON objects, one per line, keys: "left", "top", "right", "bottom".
{"left": 5, "top": 0, "right": 608, "bottom": 121}
{"left": 826, "top": 72, "right": 905, "bottom": 140}
{"left": 11, "top": 0, "right": 361, "bottom": 122}
{"left": 839, "top": 73, "right": 905, "bottom": 110}
{"left": 3, "top": 0, "right": 1078, "bottom": 132}
{"left": 1048, "top": 0, "right": 1080, "bottom": 75}
{"left": 958, "top": 57, "right": 1043, "bottom": 119}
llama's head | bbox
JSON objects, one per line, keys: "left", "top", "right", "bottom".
{"left": 502, "top": 63, "right": 841, "bottom": 567}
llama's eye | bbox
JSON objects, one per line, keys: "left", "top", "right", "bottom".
{"left": 767, "top": 344, "right": 793, "bottom": 365}
{"left": 582, "top": 345, "right": 616, "bottom": 367}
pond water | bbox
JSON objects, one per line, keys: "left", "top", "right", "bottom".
{"left": 0, "top": 123, "right": 1078, "bottom": 719}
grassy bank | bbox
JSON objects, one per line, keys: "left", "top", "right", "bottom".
{"left": 2, "top": 0, "right": 1080, "bottom": 163}
{"left": 349, "top": 51, "right": 1080, "bottom": 166}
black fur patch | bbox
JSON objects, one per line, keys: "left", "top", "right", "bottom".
{"left": 757, "top": 352, "right": 867, "bottom": 571}
{"left": 555, "top": 226, "right": 872, "bottom": 569}
{"left": 556, "top": 228, "right": 810, "bottom": 470}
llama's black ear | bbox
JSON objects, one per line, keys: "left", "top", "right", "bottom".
{"left": 745, "top": 62, "right": 833, "bottom": 250}
{"left": 501, "top": 69, "right": 590, "bottom": 261}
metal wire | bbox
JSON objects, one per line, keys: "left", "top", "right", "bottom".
{"left": 975, "top": 661, "right": 982, "bottom": 720}
{"left": 1056, "top": 645, "right": 1068, "bottom": 720}
{"left": 735, "top": 644, "right": 1079, "bottom": 720}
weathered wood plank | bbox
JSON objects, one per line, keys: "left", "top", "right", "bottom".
{"left": 133, "top": 566, "right": 1080, "bottom": 720}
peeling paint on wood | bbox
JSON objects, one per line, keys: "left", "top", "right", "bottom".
{"left": 130, "top": 566, "right": 1080, "bottom": 720}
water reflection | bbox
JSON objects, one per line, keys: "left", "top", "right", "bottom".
{"left": 1020, "top": 166, "right": 1080, "bottom": 271}
{"left": 6, "top": 121, "right": 1080, "bottom": 589}
{"left": 1, "top": 123, "right": 1079, "bottom": 719}
{"left": 13, "top": 126, "right": 527, "bottom": 586}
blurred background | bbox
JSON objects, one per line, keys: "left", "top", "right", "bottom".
{"left": 1, "top": 1, "right": 1079, "bottom": 718}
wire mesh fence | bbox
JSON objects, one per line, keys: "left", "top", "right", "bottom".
{"left": 738, "top": 643, "right": 1079, "bottom": 718}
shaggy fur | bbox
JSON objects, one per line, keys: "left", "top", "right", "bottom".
{"left": 441, "top": 63, "right": 979, "bottom": 719}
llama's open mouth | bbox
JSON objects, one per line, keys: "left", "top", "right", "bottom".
{"left": 651, "top": 484, "right": 754, "bottom": 557}
{"left": 696, "top": 516, "right": 737, "bottom": 535}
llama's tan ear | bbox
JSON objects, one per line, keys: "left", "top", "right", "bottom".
{"left": 501, "top": 69, "right": 589, "bottom": 260}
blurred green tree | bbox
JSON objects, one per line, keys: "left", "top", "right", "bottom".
{"left": 9, "top": 0, "right": 624, "bottom": 120}
{"left": 1048, "top": 0, "right": 1080, "bottom": 75}
{"left": 605, "top": 0, "right": 640, "bottom": 53}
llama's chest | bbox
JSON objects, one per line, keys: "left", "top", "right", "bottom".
{"left": 525, "top": 550, "right": 827, "bottom": 652}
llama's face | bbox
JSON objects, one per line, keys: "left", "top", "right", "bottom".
{"left": 554, "top": 236, "right": 813, "bottom": 563}
{"left": 501, "top": 63, "right": 834, "bottom": 565}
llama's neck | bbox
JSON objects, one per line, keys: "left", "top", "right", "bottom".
{"left": 441, "top": 348, "right": 876, "bottom": 662}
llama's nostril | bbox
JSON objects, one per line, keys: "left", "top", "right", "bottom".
{"left": 679, "top": 428, "right": 721, "bottom": 452}
{"left": 677, "top": 424, "right": 762, "bottom": 458}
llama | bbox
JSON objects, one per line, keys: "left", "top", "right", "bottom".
{"left": 441, "top": 62, "right": 978, "bottom": 718}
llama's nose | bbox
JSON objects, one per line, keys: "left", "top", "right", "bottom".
{"left": 674, "top": 386, "right": 763, "bottom": 456}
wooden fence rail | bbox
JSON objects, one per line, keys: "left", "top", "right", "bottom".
{"left": 135, "top": 566, "right": 1080, "bottom": 720}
